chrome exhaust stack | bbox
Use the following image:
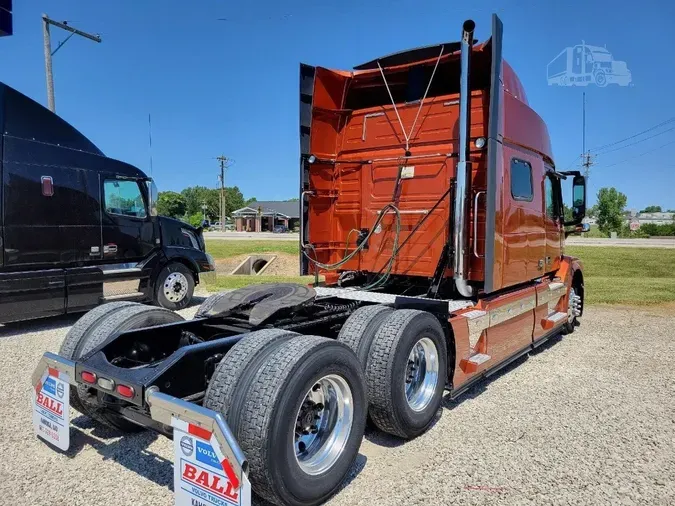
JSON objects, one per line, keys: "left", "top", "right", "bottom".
{"left": 453, "top": 19, "right": 476, "bottom": 298}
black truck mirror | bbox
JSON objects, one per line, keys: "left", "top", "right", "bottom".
{"left": 563, "top": 174, "right": 586, "bottom": 227}
{"left": 572, "top": 175, "right": 586, "bottom": 221}
{"left": 146, "top": 179, "right": 159, "bottom": 217}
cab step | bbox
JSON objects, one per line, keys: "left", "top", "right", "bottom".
{"left": 541, "top": 311, "right": 567, "bottom": 330}
{"left": 459, "top": 353, "right": 492, "bottom": 374}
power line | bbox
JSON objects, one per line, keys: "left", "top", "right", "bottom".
{"left": 590, "top": 116, "right": 675, "bottom": 152}
{"left": 594, "top": 125, "right": 675, "bottom": 155}
{"left": 600, "top": 138, "right": 675, "bottom": 169}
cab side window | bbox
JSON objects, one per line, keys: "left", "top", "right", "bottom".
{"left": 104, "top": 180, "right": 147, "bottom": 218}
{"left": 510, "top": 159, "right": 533, "bottom": 201}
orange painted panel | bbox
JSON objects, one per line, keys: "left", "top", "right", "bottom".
{"left": 533, "top": 282, "right": 551, "bottom": 341}
{"left": 500, "top": 144, "right": 546, "bottom": 287}
{"left": 478, "top": 285, "right": 536, "bottom": 361}
{"left": 486, "top": 310, "right": 533, "bottom": 362}
{"left": 306, "top": 87, "right": 490, "bottom": 280}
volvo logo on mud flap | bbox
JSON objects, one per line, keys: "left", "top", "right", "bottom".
{"left": 180, "top": 436, "right": 194, "bottom": 456}
{"left": 196, "top": 440, "right": 221, "bottom": 470}
{"left": 43, "top": 377, "right": 57, "bottom": 396}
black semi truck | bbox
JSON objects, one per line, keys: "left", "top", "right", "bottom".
{"left": 0, "top": 82, "right": 215, "bottom": 323}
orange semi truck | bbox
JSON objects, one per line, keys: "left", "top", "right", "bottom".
{"left": 32, "top": 15, "right": 586, "bottom": 506}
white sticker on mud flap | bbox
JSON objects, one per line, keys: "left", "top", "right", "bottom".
{"left": 173, "top": 421, "right": 250, "bottom": 506}
{"left": 32, "top": 368, "right": 70, "bottom": 451}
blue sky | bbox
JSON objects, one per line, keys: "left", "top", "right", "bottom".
{"left": 1, "top": 0, "right": 674, "bottom": 210}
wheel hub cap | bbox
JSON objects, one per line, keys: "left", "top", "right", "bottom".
{"left": 164, "top": 272, "right": 189, "bottom": 303}
{"left": 568, "top": 288, "right": 582, "bottom": 323}
{"left": 294, "top": 374, "right": 353, "bottom": 475}
{"left": 404, "top": 337, "right": 439, "bottom": 412}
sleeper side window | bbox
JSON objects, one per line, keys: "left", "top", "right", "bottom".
{"left": 104, "top": 180, "right": 147, "bottom": 218}
{"left": 510, "top": 159, "right": 533, "bottom": 201}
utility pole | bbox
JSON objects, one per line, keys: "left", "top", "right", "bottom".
{"left": 216, "top": 155, "right": 230, "bottom": 232}
{"left": 581, "top": 91, "right": 594, "bottom": 180}
{"left": 582, "top": 92, "right": 586, "bottom": 159}
{"left": 42, "top": 14, "right": 101, "bottom": 112}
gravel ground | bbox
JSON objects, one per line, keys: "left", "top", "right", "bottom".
{"left": 0, "top": 304, "right": 673, "bottom": 505}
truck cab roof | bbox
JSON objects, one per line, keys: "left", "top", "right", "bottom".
{"left": 0, "top": 82, "right": 147, "bottom": 180}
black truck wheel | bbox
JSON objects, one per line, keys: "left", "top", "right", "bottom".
{"left": 154, "top": 262, "right": 195, "bottom": 310}
{"left": 68, "top": 305, "right": 185, "bottom": 432}
{"left": 366, "top": 309, "right": 447, "bottom": 439}
{"left": 206, "top": 335, "right": 367, "bottom": 506}
{"left": 337, "top": 304, "right": 393, "bottom": 367}
{"left": 204, "top": 328, "right": 298, "bottom": 436}
{"left": 59, "top": 301, "right": 141, "bottom": 415}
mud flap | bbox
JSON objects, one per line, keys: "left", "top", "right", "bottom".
{"left": 147, "top": 391, "right": 251, "bottom": 506}
{"left": 172, "top": 417, "right": 251, "bottom": 506}
{"left": 32, "top": 363, "right": 71, "bottom": 451}
{"left": 31, "top": 353, "right": 251, "bottom": 506}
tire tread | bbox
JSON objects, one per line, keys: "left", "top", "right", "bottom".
{"left": 72, "top": 304, "right": 184, "bottom": 430}
{"left": 204, "top": 328, "right": 297, "bottom": 434}
{"left": 59, "top": 302, "right": 140, "bottom": 413}
{"left": 237, "top": 335, "right": 330, "bottom": 503}
{"left": 337, "top": 304, "right": 393, "bottom": 366}
{"left": 366, "top": 309, "right": 445, "bottom": 438}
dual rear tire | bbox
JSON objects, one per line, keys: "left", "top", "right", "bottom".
{"left": 339, "top": 306, "right": 447, "bottom": 439}
{"left": 204, "top": 330, "right": 367, "bottom": 506}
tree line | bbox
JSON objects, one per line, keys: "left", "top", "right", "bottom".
{"left": 157, "top": 186, "right": 255, "bottom": 227}
{"left": 592, "top": 188, "right": 675, "bottom": 237}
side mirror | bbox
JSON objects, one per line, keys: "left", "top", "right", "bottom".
{"left": 146, "top": 179, "right": 159, "bottom": 217}
{"left": 572, "top": 175, "right": 586, "bottom": 219}
{"left": 564, "top": 174, "right": 586, "bottom": 226}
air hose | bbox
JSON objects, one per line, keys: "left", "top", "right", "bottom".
{"left": 302, "top": 203, "right": 401, "bottom": 274}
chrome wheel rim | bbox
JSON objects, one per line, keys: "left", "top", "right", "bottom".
{"left": 568, "top": 288, "right": 581, "bottom": 323}
{"left": 294, "top": 374, "right": 353, "bottom": 475}
{"left": 405, "top": 337, "right": 439, "bottom": 412}
{"left": 164, "top": 272, "right": 188, "bottom": 303}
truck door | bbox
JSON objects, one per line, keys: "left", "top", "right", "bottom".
{"left": 100, "top": 177, "right": 155, "bottom": 262}
{"left": 544, "top": 171, "right": 562, "bottom": 273}
{"left": 501, "top": 151, "right": 546, "bottom": 285}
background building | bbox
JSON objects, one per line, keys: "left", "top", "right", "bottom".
{"left": 231, "top": 201, "right": 299, "bottom": 232}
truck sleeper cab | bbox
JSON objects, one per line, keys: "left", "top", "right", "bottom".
{"left": 32, "top": 15, "right": 586, "bottom": 506}
{"left": 0, "top": 83, "right": 215, "bottom": 323}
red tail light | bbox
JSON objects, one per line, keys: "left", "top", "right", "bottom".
{"left": 116, "top": 384, "right": 135, "bottom": 399}
{"left": 81, "top": 371, "right": 97, "bottom": 384}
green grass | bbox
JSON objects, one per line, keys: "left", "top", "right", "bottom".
{"left": 583, "top": 224, "right": 607, "bottom": 238}
{"left": 566, "top": 246, "right": 675, "bottom": 305}
{"left": 205, "top": 240, "right": 298, "bottom": 259}
{"left": 202, "top": 242, "right": 675, "bottom": 306}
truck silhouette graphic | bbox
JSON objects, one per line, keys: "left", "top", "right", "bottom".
{"left": 547, "top": 42, "right": 631, "bottom": 87}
